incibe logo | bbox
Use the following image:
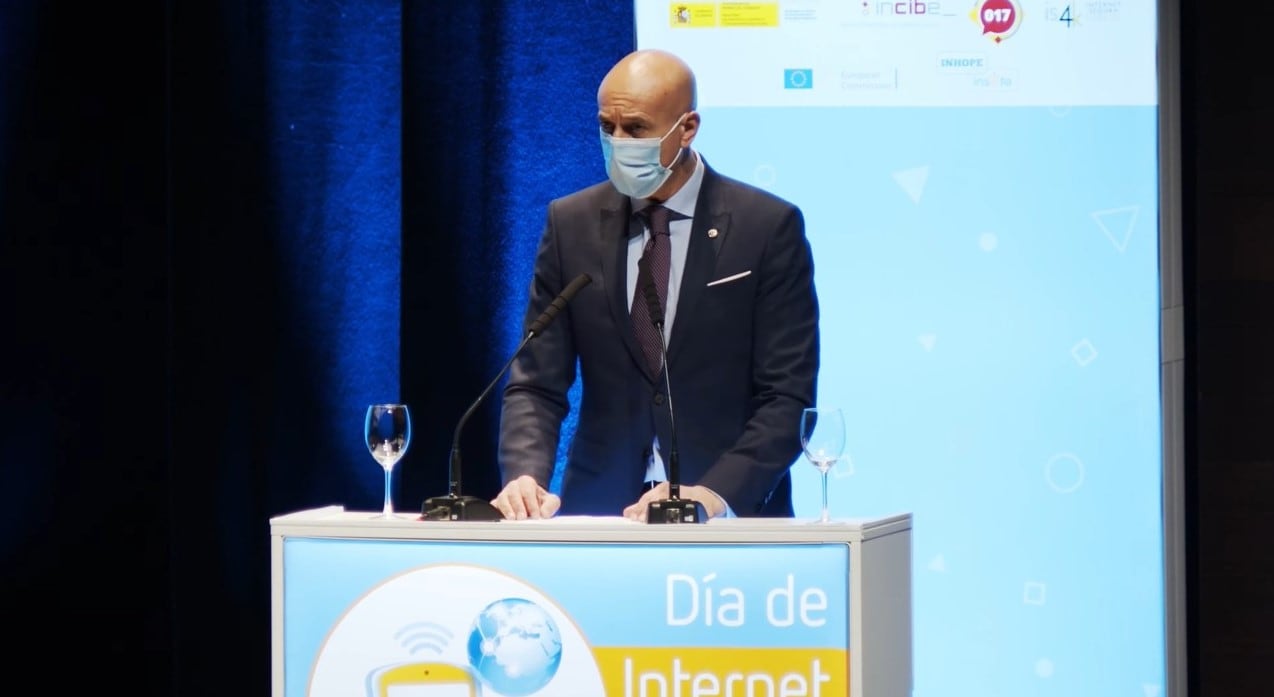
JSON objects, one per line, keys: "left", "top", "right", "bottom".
{"left": 861, "top": 1, "right": 956, "bottom": 17}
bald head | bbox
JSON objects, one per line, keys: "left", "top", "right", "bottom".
{"left": 598, "top": 49, "right": 697, "bottom": 117}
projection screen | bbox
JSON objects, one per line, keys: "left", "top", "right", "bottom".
{"left": 635, "top": 1, "right": 1183, "bottom": 695}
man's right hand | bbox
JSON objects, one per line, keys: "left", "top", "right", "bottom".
{"left": 491, "top": 474, "right": 561, "bottom": 520}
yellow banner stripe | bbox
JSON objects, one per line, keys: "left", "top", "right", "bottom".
{"left": 594, "top": 647, "right": 847, "bottom": 697}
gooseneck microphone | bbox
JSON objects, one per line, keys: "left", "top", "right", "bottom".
{"left": 421, "top": 273, "right": 593, "bottom": 521}
{"left": 637, "top": 255, "right": 707, "bottom": 525}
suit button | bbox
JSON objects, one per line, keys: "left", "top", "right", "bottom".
{"left": 653, "top": 393, "right": 666, "bottom": 406}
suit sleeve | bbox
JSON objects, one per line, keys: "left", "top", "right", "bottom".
{"left": 697, "top": 204, "right": 819, "bottom": 513}
{"left": 497, "top": 201, "right": 578, "bottom": 489}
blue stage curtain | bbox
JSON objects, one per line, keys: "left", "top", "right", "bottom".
{"left": 401, "top": 2, "right": 634, "bottom": 502}
{"left": 1, "top": 2, "right": 635, "bottom": 693}
{"left": 262, "top": 1, "right": 403, "bottom": 506}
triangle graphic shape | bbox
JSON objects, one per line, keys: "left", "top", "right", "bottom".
{"left": 1091, "top": 205, "right": 1139, "bottom": 252}
{"left": 893, "top": 165, "right": 929, "bottom": 204}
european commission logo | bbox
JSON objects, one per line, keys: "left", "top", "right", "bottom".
{"left": 784, "top": 68, "right": 813, "bottom": 90}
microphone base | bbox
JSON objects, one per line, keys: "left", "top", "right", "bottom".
{"left": 646, "top": 498, "right": 708, "bottom": 524}
{"left": 420, "top": 495, "right": 505, "bottom": 522}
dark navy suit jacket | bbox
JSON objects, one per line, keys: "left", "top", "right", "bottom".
{"left": 498, "top": 161, "right": 820, "bottom": 516}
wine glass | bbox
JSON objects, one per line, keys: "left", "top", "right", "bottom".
{"left": 365, "top": 404, "right": 412, "bottom": 519}
{"left": 800, "top": 407, "right": 845, "bottom": 524}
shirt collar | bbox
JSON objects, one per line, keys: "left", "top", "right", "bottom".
{"left": 632, "top": 150, "right": 703, "bottom": 222}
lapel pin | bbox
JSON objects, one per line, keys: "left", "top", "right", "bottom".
{"left": 707, "top": 228, "right": 719, "bottom": 238}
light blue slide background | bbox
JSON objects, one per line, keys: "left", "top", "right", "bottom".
{"left": 690, "top": 102, "right": 1164, "bottom": 696}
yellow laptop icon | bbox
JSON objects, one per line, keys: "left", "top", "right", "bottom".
{"left": 370, "top": 662, "right": 481, "bottom": 697}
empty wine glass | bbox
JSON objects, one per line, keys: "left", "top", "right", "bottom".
{"left": 800, "top": 407, "right": 845, "bottom": 523}
{"left": 365, "top": 404, "right": 412, "bottom": 519}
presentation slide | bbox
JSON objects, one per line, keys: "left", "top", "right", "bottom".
{"left": 636, "top": 1, "right": 1165, "bottom": 696}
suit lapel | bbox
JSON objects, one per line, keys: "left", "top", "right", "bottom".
{"left": 599, "top": 196, "right": 652, "bottom": 381}
{"left": 668, "top": 171, "right": 729, "bottom": 365}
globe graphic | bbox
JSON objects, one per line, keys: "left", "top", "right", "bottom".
{"left": 467, "top": 597, "right": 563, "bottom": 696}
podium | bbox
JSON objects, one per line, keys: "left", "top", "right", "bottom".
{"left": 270, "top": 507, "right": 912, "bottom": 697}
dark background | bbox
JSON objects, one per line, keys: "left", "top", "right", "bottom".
{"left": 0, "top": 1, "right": 1266, "bottom": 694}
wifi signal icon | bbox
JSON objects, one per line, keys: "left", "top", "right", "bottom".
{"left": 394, "top": 621, "right": 454, "bottom": 655}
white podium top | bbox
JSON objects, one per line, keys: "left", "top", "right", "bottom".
{"left": 270, "top": 505, "right": 911, "bottom": 544}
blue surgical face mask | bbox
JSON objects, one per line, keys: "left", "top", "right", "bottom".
{"left": 599, "top": 114, "right": 687, "bottom": 199}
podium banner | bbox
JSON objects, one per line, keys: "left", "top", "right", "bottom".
{"left": 285, "top": 537, "right": 850, "bottom": 697}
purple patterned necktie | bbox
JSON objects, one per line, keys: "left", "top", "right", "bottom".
{"left": 631, "top": 205, "right": 671, "bottom": 376}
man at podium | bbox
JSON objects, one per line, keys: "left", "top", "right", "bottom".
{"left": 492, "top": 48, "right": 820, "bottom": 521}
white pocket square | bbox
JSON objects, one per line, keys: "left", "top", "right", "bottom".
{"left": 706, "top": 270, "right": 752, "bottom": 287}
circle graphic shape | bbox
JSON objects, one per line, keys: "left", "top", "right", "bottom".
{"left": 1045, "top": 452, "right": 1085, "bottom": 494}
{"left": 468, "top": 598, "right": 562, "bottom": 695}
